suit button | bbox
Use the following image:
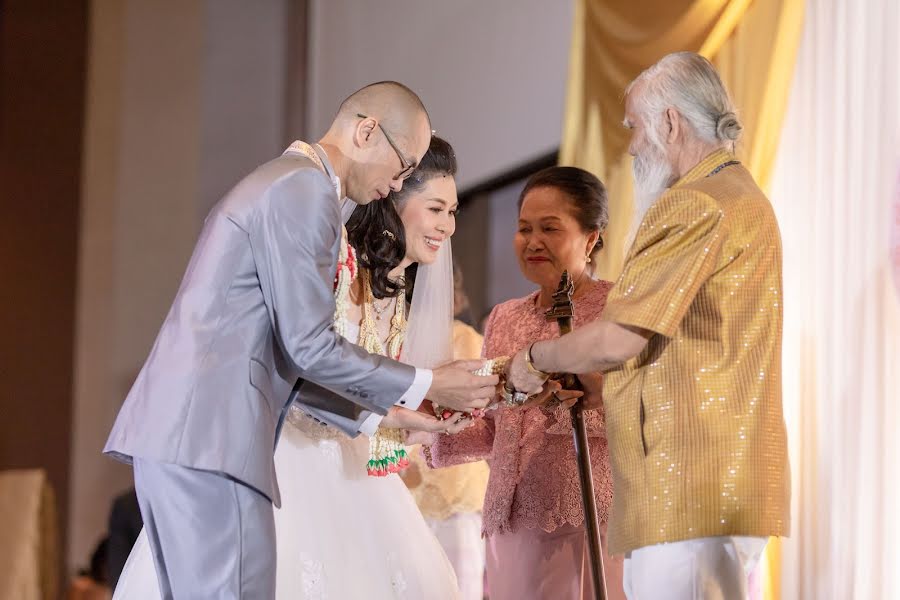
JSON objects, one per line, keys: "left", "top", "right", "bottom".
{"left": 360, "top": 392, "right": 369, "bottom": 399}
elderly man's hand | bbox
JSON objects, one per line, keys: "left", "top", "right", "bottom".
{"left": 506, "top": 348, "right": 547, "bottom": 395}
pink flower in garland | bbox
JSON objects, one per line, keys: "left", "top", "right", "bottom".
{"left": 346, "top": 244, "right": 357, "bottom": 281}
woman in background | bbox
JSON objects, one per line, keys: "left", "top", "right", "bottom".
{"left": 428, "top": 166, "right": 626, "bottom": 600}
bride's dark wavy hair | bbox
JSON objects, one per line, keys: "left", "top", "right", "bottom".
{"left": 346, "top": 135, "right": 457, "bottom": 300}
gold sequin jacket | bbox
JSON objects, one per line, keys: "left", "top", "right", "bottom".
{"left": 601, "top": 149, "right": 791, "bottom": 554}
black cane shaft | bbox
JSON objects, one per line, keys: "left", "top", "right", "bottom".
{"left": 571, "top": 402, "right": 608, "bottom": 600}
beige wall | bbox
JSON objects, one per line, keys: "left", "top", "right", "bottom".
{"left": 70, "top": 0, "right": 295, "bottom": 571}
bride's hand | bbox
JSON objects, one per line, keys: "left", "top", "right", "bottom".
{"left": 379, "top": 406, "right": 474, "bottom": 435}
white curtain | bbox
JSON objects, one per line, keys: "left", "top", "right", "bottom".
{"left": 769, "top": 0, "right": 900, "bottom": 598}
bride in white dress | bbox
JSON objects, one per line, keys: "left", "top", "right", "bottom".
{"left": 114, "top": 136, "right": 470, "bottom": 599}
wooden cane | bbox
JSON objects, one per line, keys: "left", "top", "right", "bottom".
{"left": 544, "top": 270, "right": 608, "bottom": 600}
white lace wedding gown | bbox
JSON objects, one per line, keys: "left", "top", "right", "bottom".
{"left": 113, "top": 320, "right": 460, "bottom": 600}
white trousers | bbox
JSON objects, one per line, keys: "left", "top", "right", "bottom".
{"left": 426, "top": 512, "right": 486, "bottom": 600}
{"left": 623, "top": 536, "right": 767, "bottom": 600}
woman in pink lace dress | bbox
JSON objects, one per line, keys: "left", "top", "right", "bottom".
{"left": 428, "top": 167, "right": 625, "bottom": 600}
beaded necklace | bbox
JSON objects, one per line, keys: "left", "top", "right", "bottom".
{"left": 358, "top": 271, "right": 406, "bottom": 360}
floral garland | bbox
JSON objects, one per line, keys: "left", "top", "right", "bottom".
{"left": 332, "top": 227, "right": 357, "bottom": 338}
{"left": 358, "top": 271, "right": 409, "bottom": 477}
{"left": 332, "top": 236, "right": 409, "bottom": 477}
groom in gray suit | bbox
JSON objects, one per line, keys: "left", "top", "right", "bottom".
{"left": 104, "top": 82, "right": 498, "bottom": 599}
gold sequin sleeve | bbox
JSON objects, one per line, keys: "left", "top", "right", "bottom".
{"left": 603, "top": 189, "right": 725, "bottom": 338}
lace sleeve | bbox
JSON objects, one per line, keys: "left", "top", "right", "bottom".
{"left": 426, "top": 412, "right": 496, "bottom": 468}
{"left": 480, "top": 306, "right": 501, "bottom": 359}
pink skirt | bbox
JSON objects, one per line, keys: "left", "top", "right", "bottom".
{"left": 486, "top": 522, "right": 625, "bottom": 600}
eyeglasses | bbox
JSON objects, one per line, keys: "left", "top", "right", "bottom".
{"left": 357, "top": 113, "right": 416, "bottom": 180}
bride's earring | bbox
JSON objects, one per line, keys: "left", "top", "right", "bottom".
{"left": 585, "top": 255, "right": 592, "bottom": 263}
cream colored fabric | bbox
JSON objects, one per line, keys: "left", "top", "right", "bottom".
{"left": 768, "top": 0, "right": 900, "bottom": 597}
{"left": 0, "top": 469, "right": 58, "bottom": 600}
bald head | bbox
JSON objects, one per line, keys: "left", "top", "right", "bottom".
{"left": 320, "top": 82, "right": 433, "bottom": 205}
{"left": 334, "top": 81, "right": 431, "bottom": 143}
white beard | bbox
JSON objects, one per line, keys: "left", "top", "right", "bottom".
{"left": 624, "top": 147, "right": 676, "bottom": 255}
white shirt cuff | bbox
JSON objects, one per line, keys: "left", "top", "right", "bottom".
{"left": 358, "top": 412, "right": 382, "bottom": 436}
{"left": 357, "top": 368, "right": 433, "bottom": 435}
{"left": 398, "top": 368, "right": 432, "bottom": 411}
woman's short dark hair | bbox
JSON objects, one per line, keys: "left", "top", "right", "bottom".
{"left": 518, "top": 166, "right": 609, "bottom": 258}
{"left": 346, "top": 135, "right": 457, "bottom": 299}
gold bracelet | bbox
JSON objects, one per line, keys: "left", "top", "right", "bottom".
{"left": 525, "top": 342, "right": 550, "bottom": 380}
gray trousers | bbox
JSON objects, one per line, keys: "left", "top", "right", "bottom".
{"left": 133, "top": 458, "right": 276, "bottom": 600}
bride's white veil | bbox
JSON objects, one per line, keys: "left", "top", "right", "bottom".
{"left": 341, "top": 198, "right": 455, "bottom": 370}
{"left": 400, "top": 239, "right": 454, "bottom": 369}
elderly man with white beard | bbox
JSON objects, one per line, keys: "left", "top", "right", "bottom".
{"left": 506, "top": 52, "right": 790, "bottom": 599}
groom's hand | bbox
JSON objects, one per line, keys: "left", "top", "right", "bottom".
{"left": 428, "top": 360, "right": 499, "bottom": 413}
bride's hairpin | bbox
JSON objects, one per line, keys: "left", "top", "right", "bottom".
{"left": 382, "top": 230, "right": 396, "bottom": 240}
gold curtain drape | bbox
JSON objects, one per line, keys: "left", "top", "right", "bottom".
{"left": 560, "top": 1, "right": 805, "bottom": 598}
{"left": 561, "top": 0, "right": 804, "bottom": 282}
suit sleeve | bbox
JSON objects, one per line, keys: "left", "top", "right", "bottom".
{"left": 248, "top": 167, "right": 415, "bottom": 416}
{"left": 288, "top": 379, "right": 372, "bottom": 437}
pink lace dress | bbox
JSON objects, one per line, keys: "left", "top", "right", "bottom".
{"left": 428, "top": 280, "right": 625, "bottom": 600}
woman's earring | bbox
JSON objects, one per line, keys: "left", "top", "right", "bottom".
{"left": 585, "top": 255, "right": 592, "bottom": 263}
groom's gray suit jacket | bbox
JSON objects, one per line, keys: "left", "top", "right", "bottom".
{"left": 104, "top": 147, "right": 415, "bottom": 506}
